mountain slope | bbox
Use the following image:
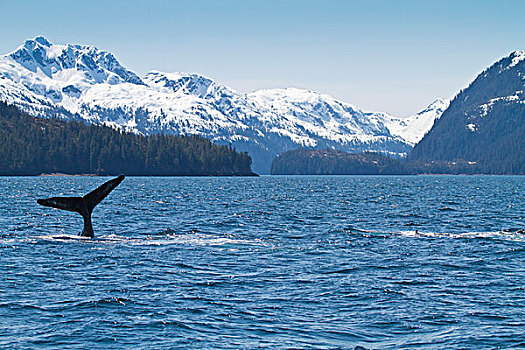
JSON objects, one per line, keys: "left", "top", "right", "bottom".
{"left": 409, "top": 51, "right": 525, "bottom": 174}
{"left": 0, "top": 37, "right": 444, "bottom": 173}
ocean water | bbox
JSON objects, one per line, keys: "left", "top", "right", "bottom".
{"left": 0, "top": 175, "right": 524, "bottom": 349}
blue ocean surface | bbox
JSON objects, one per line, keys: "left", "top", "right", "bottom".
{"left": 0, "top": 175, "right": 524, "bottom": 349}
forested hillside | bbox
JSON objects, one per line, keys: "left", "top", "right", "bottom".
{"left": 271, "top": 149, "right": 410, "bottom": 175}
{"left": 270, "top": 147, "right": 524, "bottom": 175}
{"left": 0, "top": 102, "right": 255, "bottom": 176}
{"left": 408, "top": 51, "right": 525, "bottom": 174}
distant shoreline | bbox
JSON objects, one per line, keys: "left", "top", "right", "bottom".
{"left": 32, "top": 173, "right": 260, "bottom": 177}
{"left": 267, "top": 173, "right": 523, "bottom": 176}
{"left": 39, "top": 173, "right": 99, "bottom": 177}
{"left": 0, "top": 173, "right": 518, "bottom": 177}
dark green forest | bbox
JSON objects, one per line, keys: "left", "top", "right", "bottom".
{"left": 271, "top": 149, "right": 411, "bottom": 175}
{"left": 270, "top": 147, "right": 523, "bottom": 175}
{"left": 408, "top": 52, "right": 525, "bottom": 174}
{"left": 0, "top": 102, "right": 255, "bottom": 176}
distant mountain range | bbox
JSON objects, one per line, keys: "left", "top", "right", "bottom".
{"left": 272, "top": 50, "right": 525, "bottom": 175}
{"left": 0, "top": 36, "right": 447, "bottom": 173}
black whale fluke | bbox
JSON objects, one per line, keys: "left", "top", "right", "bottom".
{"left": 37, "top": 175, "right": 125, "bottom": 237}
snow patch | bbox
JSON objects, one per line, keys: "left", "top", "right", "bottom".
{"left": 508, "top": 50, "right": 525, "bottom": 68}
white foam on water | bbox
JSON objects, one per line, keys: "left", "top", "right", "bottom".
{"left": 33, "top": 234, "right": 92, "bottom": 242}
{"left": 3, "top": 231, "right": 268, "bottom": 247}
{"left": 395, "top": 230, "right": 525, "bottom": 242}
{"left": 124, "top": 233, "right": 267, "bottom": 247}
{"left": 54, "top": 231, "right": 268, "bottom": 247}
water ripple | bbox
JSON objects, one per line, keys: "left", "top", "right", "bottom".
{"left": 0, "top": 175, "right": 523, "bottom": 349}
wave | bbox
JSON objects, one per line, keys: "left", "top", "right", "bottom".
{"left": 36, "top": 234, "right": 92, "bottom": 241}
{"left": 140, "top": 232, "right": 267, "bottom": 247}
{"left": 343, "top": 228, "right": 525, "bottom": 242}
{"left": 438, "top": 206, "right": 458, "bottom": 212}
{"left": 3, "top": 227, "right": 524, "bottom": 246}
{"left": 11, "top": 230, "right": 270, "bottom": 248}
{"left": 395, "top": 229, "right": 525, "bottom": 242}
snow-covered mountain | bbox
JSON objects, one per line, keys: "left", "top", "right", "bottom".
{"left": 383, "top": 98, "right": 450, "bottom": 145}
{"left": 0, "top": 37, "right": 446, "bottom": 173}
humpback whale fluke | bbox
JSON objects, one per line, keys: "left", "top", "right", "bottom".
{"left": 37, "top": 175, "right": 125, "bottom": 237}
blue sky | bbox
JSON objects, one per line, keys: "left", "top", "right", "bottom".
{"left": 0, "top": 0, "right": 523, "bottom": 116}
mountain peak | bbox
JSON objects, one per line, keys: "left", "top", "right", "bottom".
{"left": 20, "top": 36, "right": 52, "bottom": 51}
{"left": 252, "top": 87, "right": 337, "bottom": 106}
{"left": 420, "top": 98, "right": 449, "bottom": 114}
{"left": 33, "top": 36, "right": 52, "bottom": 47}
{"left": 144, "top": 70, "right": 236, "bottom": 99}
{"left": 6, "top": 37, "right": 144, "bottom": 86}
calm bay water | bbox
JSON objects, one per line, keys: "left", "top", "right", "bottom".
{"left": 0, "top": 175, "right": 524, "bottom": 349}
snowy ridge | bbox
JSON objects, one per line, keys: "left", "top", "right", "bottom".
{"left": 249, "top": 88, "right": 393, "bottom": 145}
{"left": 0, "top": 37, "right": 448, "bottom": 173}
{"left": 383, "top": 98, "right": 450, "bottom": 145}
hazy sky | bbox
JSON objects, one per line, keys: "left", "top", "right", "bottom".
{"left": 0, "top": 0, "right": 523, "bottom": 116}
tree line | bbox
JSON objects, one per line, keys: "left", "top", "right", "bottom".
{"left": 270, "top": 148, "right": 524, "bottom": 175}
{"left": 271, "top": 149, "right": 410, "bottom": 175}
{"left": 0, "top": 102, "right": 255, "bottom": 176}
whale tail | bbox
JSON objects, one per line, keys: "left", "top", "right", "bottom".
{"left": 37, "top": 175, "right": 125, "bottom": 237}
